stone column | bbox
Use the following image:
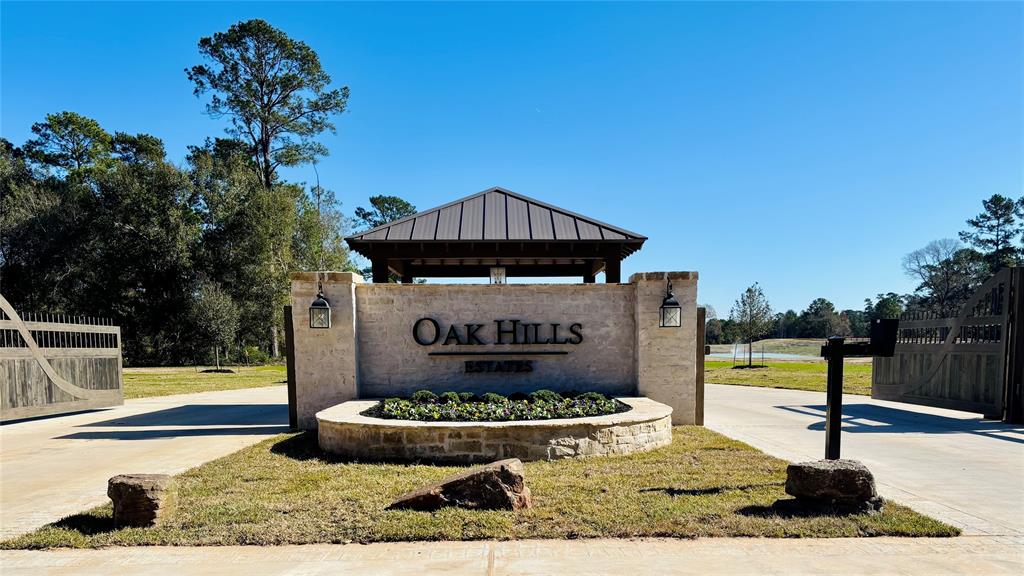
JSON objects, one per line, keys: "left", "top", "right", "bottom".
{"left": 632, "top": 271, "right": 698, "bottom": 425}
{"left": 290, "top": 271, "right": 362, "bottom": 429}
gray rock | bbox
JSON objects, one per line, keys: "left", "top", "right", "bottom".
{"left": 387, "top": 458, "right": 533, "bottom": 511}
{"left": 107, "top": 474, "right": 175, "bottom": 528}
{"left": 785, "top": 459, "right": 882, "bottom": 511}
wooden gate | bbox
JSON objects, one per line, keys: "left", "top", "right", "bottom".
{"left": 872, "top": 267, "right": 1023, "bottom": 423}
{"left": 0, "top": 294, "right": 124, "bottom": 422}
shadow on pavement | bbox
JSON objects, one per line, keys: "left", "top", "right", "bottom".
{"left": 56, "top": 425, "right": 292, "bottom": 440}
{"left": 775, "top": 403, "right": 1024, "bottom": 445}
{"left": 80, "top": 404, "right": 287, "bottom": 428}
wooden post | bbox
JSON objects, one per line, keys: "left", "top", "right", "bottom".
{"left": 372, "top": 259, "right": 389, "bottom": 284}
{"left": 1005, "top": 268, "right": 1024, "bottom": 424}
{"left": 283, "top": 305, "right": 297, "bottom": 430}
{"left": 696, "top": 306, "right": 706, "bottom": 426}
{"left": 604, "top": 255, "right": 621, "bottom": 283}
{"left": 583, "top": 273, "right": 595, "bottom": 284}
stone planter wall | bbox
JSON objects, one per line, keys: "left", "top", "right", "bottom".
{"left": 317, "top": 397, "right": 672, "bottom": 464}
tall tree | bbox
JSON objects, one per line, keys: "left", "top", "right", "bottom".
{"left": 190, "top": 280, "right": 240, "bottom": 369}
{"left": 23, "top": 111, "right": 112, "bottom": 172}
{"left": 865, "top": 293, "right": 904, "bottom": 322}
{"left": 187, "top": 19, "right": 349, "bottom": 190}
{"left": 729, "top": 283, "right": 774, "bottom": 366}
{"left": 902, "top": 239, "right": 984, "bottom": 316}
{"left": 799, "top": 298, "right": 851, "bottom": 337}
{"left": 187, "top": 138, "right": 296, "bottom": 358}
{"left": 959, "top": 194, "right": 1019, "bottom": 273}
{"left": 843, "top": 309, "right": 868, "bottom": 337}
{"left": 1016, "top": 197, "right": 1024, "bottom": 252}
{"left": 293, "top": 185, "right": 355, "bottom": 272}
{"left": 354, "top": 195, "right": 417, "bottom": 230}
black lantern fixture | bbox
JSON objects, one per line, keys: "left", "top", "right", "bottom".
{"left": 659, "top": 280, "right": 681, "bottom": 328}
{"left": 308, "top": 165, "right": 331, "bottom": 329}
{"left": 310, "top": 285, "right": 331, "bottom": 329}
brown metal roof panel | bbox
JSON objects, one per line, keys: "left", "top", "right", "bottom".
{"left": 528, "top": 203, "right": 555, "bottom": 239}
{"left": 387, "top": 219, "right": 415, "bottom": 240}
{"left": 460, "top": 195, "right": 484, "bottom": 239}
{"left": 496, "top": 187, "right": 647, "bottom": 240}
{"left": 435, "top": 204, "right": 462, "bottom": 240}
{"left": 410, "top": 210, "right": 439, "bottom": 240}
{"left": 483, "top": 191, "right": 507, "bottom": 240}
{"left": 576, "top": 219, "right": 602, "bottom": 240}
{"left": 506, "top": 195, "right": 531, "bottom": 239}
{"left": 362, "top": 228, "right": 388, "bottom": 240}
{"left": 601, "top": 228, "right": 625, "bottom": 240}
{"left": 551, "top": 212, "right": 578, "bottom": 240}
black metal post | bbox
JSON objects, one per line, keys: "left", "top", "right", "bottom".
{"left": 283, "top": 305, "right": 298, "bottom": 430}
{"left": 824, "top": 336, "right": 844, "bottom": 460}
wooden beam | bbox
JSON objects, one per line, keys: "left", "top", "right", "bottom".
{"left": 371, "top": 259, "right": 389, "bottom": 284}
{"left": 604, "top": 253, "right": 621, "bottom": 283}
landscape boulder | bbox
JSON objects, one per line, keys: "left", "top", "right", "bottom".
{"left": 107, "top": 473, "right": 175, "bottom": 528}
{"left": 387, "top": 458, "right": 532, "bottom": 511}
{"left": 785, "top": 459, "right": 882, "bottom": 512}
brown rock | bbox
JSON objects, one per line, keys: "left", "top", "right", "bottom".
{"left": 785, "top": 459, "right": 882, "bottom": 511}
{"left": 107, "top": 474, "right": 175, "bottom": 528}
{"left": 387, "top": 458, "right": 532, "bottom": 511}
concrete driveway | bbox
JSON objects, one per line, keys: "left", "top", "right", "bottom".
{"left": 705, "top": 383, "right": 1024, "bottom": 535}
{"left": 0, "top": 386, "right": 289, "bottom": 539}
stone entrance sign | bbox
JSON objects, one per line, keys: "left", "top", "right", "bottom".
{"left": 289, "top": 271, "right": 698, "bottom": 429}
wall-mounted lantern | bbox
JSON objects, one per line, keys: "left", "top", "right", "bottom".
{"left": 309, "top": 289, "right": 331, "bottom": 329}
{"left": 659, "top": 281, "right": 681, "bottom": 328}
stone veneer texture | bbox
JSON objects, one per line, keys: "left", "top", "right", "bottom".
{"left": 317, "top": 397, "right": 672, "bottom": 464}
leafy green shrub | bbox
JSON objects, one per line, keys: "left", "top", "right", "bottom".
{"left": 508, "top": 391, "right": 530, "bottom": 402}
{"left": 375, "top": 390, "right": 624, "bottom": 422}
{"left": 458, "top": 392, "right": 476, "bottom": 402}
{"left": 529, "top": 389, "right": 562, "bottom": 403}
{"left": 241, "top": 345, "right": 270, "bottom": 365}
{"left": 411, "top": 390, "right": 438, "bottom": 404}
{"left": 481, "top": 392, "right": 508, "bottom": 404}
{"left": 439, "top": 391, "right": 461, "bottom": 404}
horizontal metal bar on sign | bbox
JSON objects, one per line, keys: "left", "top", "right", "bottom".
{"left": 427, "top": 350, "right": 570, "bottom": 356}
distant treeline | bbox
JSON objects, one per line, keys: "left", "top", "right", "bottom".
{"left": 0, "top": 20, "right": 417, "bottom": 366}
{"left": 712, "top": 193, "right": 1024, "bottom": 345}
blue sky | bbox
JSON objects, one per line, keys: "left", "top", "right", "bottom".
{"left": 2, "top": 1, "right": 1021, "bottom": 316}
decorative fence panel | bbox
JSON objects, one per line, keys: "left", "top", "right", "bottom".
{"left": 873, "top": 267, "right": 1023, "bottom": 423}
{"left": 0, "top": 295, "right": 123, "bottom": 422}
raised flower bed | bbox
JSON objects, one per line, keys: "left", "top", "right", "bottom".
{"left": 317, "top": 395, "right": 672, "bottom": 464}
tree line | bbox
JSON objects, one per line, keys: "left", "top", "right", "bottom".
{"left": 712, "top": 193, "right": 1024, "bottom": 359}
{"left": 0, "top": 20, "right": 415, "bottom": 366}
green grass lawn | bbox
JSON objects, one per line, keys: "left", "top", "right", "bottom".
{"left": 708, "top": 338, "right": 826, "bottom": 358}
{"left": 705, "top": 360, "right": 872, "bottom": 396}
{"left": 123, "top": 365, "right": 286, "bottom": 399}
{"left": 2, "top": 427, "right": 955, "bottom": 549}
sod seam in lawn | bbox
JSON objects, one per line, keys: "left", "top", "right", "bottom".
{"left": 2, "top": 427, "right": 956, "bottom": 549}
